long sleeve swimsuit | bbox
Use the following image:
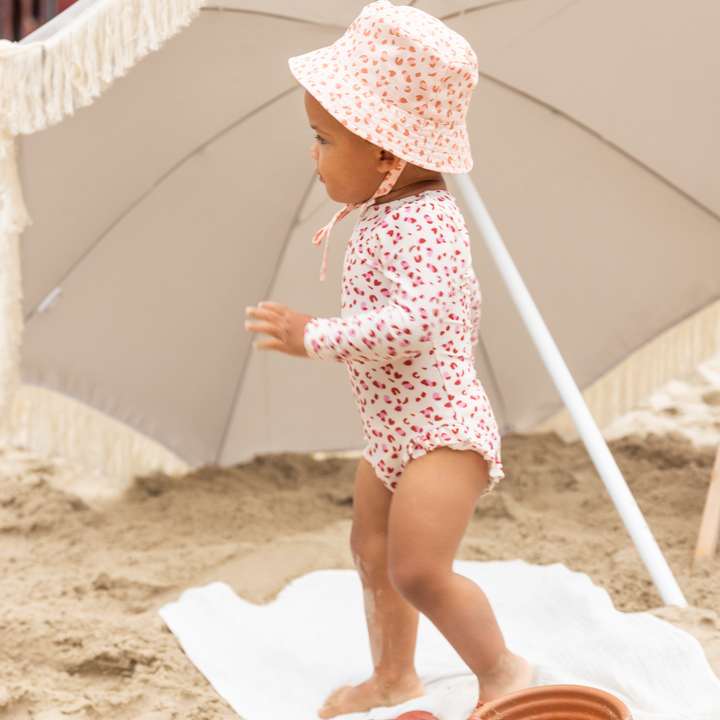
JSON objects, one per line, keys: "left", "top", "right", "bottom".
{"left": 304, "top": 190, "right": 504, "bottom": 492}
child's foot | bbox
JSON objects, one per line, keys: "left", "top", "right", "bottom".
{"left": 318, "top": 674, "right": 424, "bottom": 719}
{"left": 468, "top": 650, "right": 532, "bottom": 717}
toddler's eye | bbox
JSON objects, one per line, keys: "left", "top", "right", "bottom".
{"left": 314, "top": 134, "right": 328, "bottom": 145}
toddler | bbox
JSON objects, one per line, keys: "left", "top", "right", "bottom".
{"left": 245, "top": 2, "right": 532, "bottom": 717}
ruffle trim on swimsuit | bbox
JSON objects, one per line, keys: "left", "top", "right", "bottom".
{"left": 402, "top": 423, "right": 504, "bottom": 495}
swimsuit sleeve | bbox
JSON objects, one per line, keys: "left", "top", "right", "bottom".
{"left": 304, "top": 212, "right": 462, "bottom": 363}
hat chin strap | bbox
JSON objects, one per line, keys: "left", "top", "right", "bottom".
{"left": 313, "top": 159, "right": 407, "bottom": 282}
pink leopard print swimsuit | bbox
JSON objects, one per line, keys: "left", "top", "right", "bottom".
{"left": 304, "top": 190, "right": 504, "bottom": 492}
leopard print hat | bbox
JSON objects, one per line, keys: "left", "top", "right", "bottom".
{"left": 289, "top": 0, "right": 478, "bottom": 174}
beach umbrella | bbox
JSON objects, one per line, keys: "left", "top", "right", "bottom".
{"left": 1, "top": 0, "right": 718, "bottom": 480}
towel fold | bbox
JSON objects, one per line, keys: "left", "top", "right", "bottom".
{"left": 159, "top": 560, "right": 720, "bottom": 720}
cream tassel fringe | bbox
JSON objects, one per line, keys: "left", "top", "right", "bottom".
{"left": 10, "top": 384, "right": 190, "bottom": 484}
{"left": 0, "top": 0, "right": 204, "bottom": 479}
{"left": 0, "top": 0, "right": 206, "bottom": 136}
{"left": 0, "top": 130, "right": 28, "bottom": 439}
{"left": 537, "top": 299, "right": 720, "bottom": 441}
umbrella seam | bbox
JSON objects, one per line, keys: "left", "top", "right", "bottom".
{"left": 215, "top": 170, "right": 318, "bottom": 465}
{"left": 534, "top": 292, "right": 720, "bottom": 428}
{"left": 440, "top": 0, "right": 555, "bottom": 23}
{"left": 442, "top": 0, "right": 720, "bottom": 221}
{"left": 447, "top": 0, "right": 585, "bottom": 60}
{"left": 477, "top": 71, "right": 720, "bottom": 223}
{"left": 476, "top": 333, "right": 513, "bottom": 435}
{"left": 200, "top": 7, "right": 346, "bottom": 29}
{"left": 23, "top": 84, "right": 302, "bottom": 324}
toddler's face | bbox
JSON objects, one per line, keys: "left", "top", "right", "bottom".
{"left": 304, "top": 91, "right": 394, "bottom": 204}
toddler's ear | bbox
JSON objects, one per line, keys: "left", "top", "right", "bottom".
{"left": 378, "top": 148, "right": 398, "bottom": 171}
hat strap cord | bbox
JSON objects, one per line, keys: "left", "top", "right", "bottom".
{"left": 312, "top": 159, "right": 407, "bottom": 282}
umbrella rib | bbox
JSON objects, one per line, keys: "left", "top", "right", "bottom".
{"left": 215, "top": 171, "right": 318, "bottom": 465}
{"left": 567, "top": 293, "right": 720, "bottom": 411}
{"left": 475, "top": 334, "right": 513, "bottom": 435}
{"left": 440, "top": 0, "right": 720, "bottom": 220}
{"left": 451, "top": 0, "right": 585, "bottom": 59}
{"left": 440, "top": 0, "right": 554, "bottom": 22}
{"left": 24, "top": 84, "right": 302, "bottom": 324}
{"left": 477, "top": 71, "right": 720, "bottom": 222}
{"left": 201, "top": 6, "right": 346, "bottom": 29}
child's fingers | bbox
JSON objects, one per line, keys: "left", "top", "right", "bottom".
{"left": 245, "top": 305, "right": 284, "bottom": 324}
{"left": 256, "top": 301, "right": 288, "bottom": 314}
{"left": 253, "top": 337, "right": 287, "bottom": 352}
{"left": 245, "top": 308, "right": 286, "bottom": 339}
{"left": 244, "top": 320, "right": 283, "bottom": 339}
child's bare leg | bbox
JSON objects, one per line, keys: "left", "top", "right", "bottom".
{"left": 387, "top": 448, "right": 532, "bottom": 710}
{"left": 319, "top": 458, "right": 424, "bottom": 719}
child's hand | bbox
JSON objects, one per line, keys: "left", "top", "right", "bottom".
{"left": 244, "top": 302, "right": 313, "bottom": 358}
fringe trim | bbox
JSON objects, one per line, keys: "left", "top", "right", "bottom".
{"left": 536, "top": 299, "right": 720, "bottom": 441}
{"left": 0, "top": 0, "right": 204, "bottom": 475}
{"left": 0, "top": 0, "right": 206, "bottom": 136}
{"left": 0, "top": 130, "right": 28, "bottom": 435}
{"left": 9, "top": 384, "right": 190, "bottom": 483}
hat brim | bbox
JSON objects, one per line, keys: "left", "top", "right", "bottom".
{"left": 289, "top": 45, "right": 473, "bottom": 174}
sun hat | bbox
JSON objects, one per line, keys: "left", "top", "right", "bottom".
{"left": 289, "top": 0, "right": 478, "bottom": 174}
{"left": 289, "top": 0, "right": 478, "bottom": 280}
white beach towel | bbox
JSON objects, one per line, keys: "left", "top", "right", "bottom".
{"left": 159, "top": 560, "right": 720, "bottom": 720}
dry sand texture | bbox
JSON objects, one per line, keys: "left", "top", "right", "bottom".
{"left": 1, "top": 353, "right": 719, "bottom": 719}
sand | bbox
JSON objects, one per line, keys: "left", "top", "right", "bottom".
{"left": 1, "top": 354, "right": 719, "bottom": 719}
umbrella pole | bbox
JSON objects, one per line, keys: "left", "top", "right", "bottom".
{"left": 453, "top": 173, "right": 687, "bottom": 607}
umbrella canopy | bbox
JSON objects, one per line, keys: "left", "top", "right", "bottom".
{"left": 7, "top": 0, "right": 720, "bottom": 472}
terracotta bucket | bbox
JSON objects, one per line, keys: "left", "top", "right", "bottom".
{"left": 474, "top": 684, "right": 633, "bottom": 719}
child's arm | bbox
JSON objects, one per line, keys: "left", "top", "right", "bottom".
{"left": 245, "top": 220, "right": 475, "bottom": 362}
{"left": 305, "top": 221, "right": 470, "bottom": 363}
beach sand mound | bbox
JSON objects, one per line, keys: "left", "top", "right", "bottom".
{"left": 0, "top": 432, "right": 718, "bottom": 719}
